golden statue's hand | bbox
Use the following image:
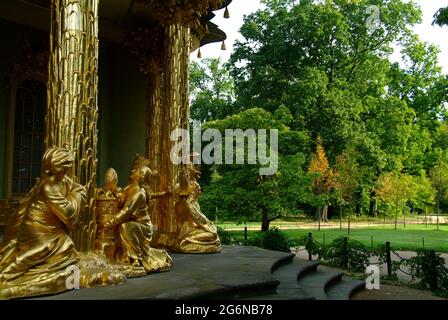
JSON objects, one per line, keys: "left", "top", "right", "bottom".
{"left": 68, "top": 185, "right": 87, "bottom": 204}
{"left": 163, "top": 186, "right": 174, "bottom": 197}
{"left": 102, "top": 219, "right": 116, "bottom": 229}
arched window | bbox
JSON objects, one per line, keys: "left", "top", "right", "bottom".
{"left": 11, "top": 80, "right": 46, "bottom": 195}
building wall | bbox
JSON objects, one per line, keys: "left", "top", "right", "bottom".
{"left": 0, "top": 19, "right": 47, "bottom": 199}
{"left": 0, "top": 18, "right": 147, "bottom": 223}
{"left": 97, "top": 42, "right": 147, "bottom": 188}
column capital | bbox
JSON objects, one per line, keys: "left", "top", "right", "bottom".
{"left": 124, "top": 26, "right": 165, "bottom": 75}
{"left": 134, "top": 0, "right": 222, "bottom": 27}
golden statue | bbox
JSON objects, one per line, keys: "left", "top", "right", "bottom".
{"left": 102, "top": 156, "right": 173, "bottom": 274}
{"left": 174, "top": 164, "right": 221, "bottom": 253}
{"left": 0, "top": 147, "right": 125, "bottom": 300}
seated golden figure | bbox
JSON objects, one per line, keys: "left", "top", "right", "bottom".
{"left": 0, "top": 147, "right": 125, "bottom": 299}
{"left": 175, "top": 165, "right": 221, "bottom": 254}
{"left": 103, "top": 161, "right": 173, "bottom": 274}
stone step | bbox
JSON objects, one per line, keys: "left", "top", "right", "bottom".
{"left": 274, "top": 259, "right": 319, "bottom": 289}
{"left": 325, "top": 279, "right": 365, "bottom": 300}
{"left": 298, "top": 270, "right": 344, "bottom": 300}
{"left": 270, "top": 252, "right": 296, "bottom": 273}
{"left": 239, "top": 258, "right": 318, "bottom": 300}
{"left": 242, "top": 287, "right": 315, "bottom": 300}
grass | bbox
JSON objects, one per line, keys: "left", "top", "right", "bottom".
{"left": 226, "top": 224, "right": 448, "bottom": 252}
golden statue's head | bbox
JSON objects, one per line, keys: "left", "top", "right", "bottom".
{"left": 188, "top": 152, "right": 201, "bottom": 180}
{"left": 42, "top": 146, "right": 75, "bottom": 177}
{"left": 129, "top": 165, "right": 153, "bottom": 185}
{"left": 104, "top": 168, "right": 118, "bottom": 191}
{"left": 188, "top": 163, "right": 201, "bottom": 180}
{"left": 130, "top": 154, "right": 158, "bottom": 183}
{"left": 131, "top": 154, "right": 150, "bottom": 172}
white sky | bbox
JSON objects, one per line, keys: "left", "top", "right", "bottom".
{"left": 191, "top": 0, "right": 448, "bottom": 74}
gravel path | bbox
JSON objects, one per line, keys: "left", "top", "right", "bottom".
{"left": 352, "top": 284, "right": 446, "bottom": 300}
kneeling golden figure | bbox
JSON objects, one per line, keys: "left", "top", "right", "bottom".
{"left": 175, "top": 165, "right": 221, "bottom": 254}
{"left": 102, "top": 164, "right": 173, "bottom": 274}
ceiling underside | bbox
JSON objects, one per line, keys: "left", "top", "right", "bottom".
{"left": 0, "top": 0, "right": 231, "bottom": 45}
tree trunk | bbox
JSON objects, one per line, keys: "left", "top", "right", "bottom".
{"left": 425, "top": 207, "right": 428, "bottom": 228}
{"left": 339, "top": 205, "right": 342, "bottom": 230}
{"left": 348, "top": 208, "right": 351, "bottom": 235}
{"left": 322, "top": 205, "right": 329, "bottom": 223}
{"left": 403, "top": 207, "right": 406, "bottom": 229}
{"left": 369, "top": 194, "right": 377, "bottom": 217}
{"left": 315, "top": 206, "right": 321, "bottom": 231}
{"left": 261, "top": 207, "right": 270, "bottom": 232}
{"left": 437, "top": 192, "right": 440, "bottom": 231}
{"left": 395, "top": 202, "right": 398, "bottom": 230}
{"left": 314, "top": 206, "right": 321, "bottom": 220}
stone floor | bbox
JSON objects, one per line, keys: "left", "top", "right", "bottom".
{"left": 1, "top": 238, "right": 443, "bottom": 300}
{"left": 32, "top": 245, "right": 290, "bottom": 300}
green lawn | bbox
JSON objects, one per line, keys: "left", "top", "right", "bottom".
{"left": 227, "top": 224, "right": 448, "bottom": 252}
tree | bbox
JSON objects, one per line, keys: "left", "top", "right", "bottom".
{"left": 199, "top": 107, "right": 313, "bottom": 231}
{"left": 411, "top": 172, "right": 435, "bottom": 227}
{"left": 308, "top": 136, "right": 334, "bottom": 227}
{"left": 433, "top": 7, "right": 448, "bottom": 26}
{"left": 375, "top": 172, "right": 414, "bottom": 230}
{"left": 388, "top": 35, "right": 448, "bottom": 136}
{"left": 189, "top": 58, "right": 236, "bottom": 122}
{"left": 193, "top": 0, "right": 447, "bottom": 228}
{"left": 334, "top": 149, "right": 359, "bottom": 232}
{"left": 231, "top": 0, "right": 421, "bottom": 140}
{"left": 229, "top": 0, "right": 440, "bottom": 217}
{"left": 430, "top": 161, "right": 448, "bottom": 230}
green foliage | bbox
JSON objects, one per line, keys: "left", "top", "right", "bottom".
{"left": 190, "top": 0, "right": 448, "bottom": 224}
{"left": 297, "top": 234, "right": 374, "bottom": 272}
{"left": 320, "top": 237, "right": 373, "bottom": 273}
{"left": 199, "top": 108, "right": 313, "bottom": 228}
{"left": 189, "top": 58, "right": 236, "bottom": 122}
{"left": 405, "top": 249, "right": 448, "bottom": 296}
{"left": 430, "top": 161, "right": 448, "bottom": 201}
{"left": 247, "top": 228, "right": 292, "bottom": 252}
{"left": 334, "top": 149, "right": 359, "bottom": 206}
{"left": 216, "top": 226, "right": 232, "bottom": 245}
{"left": 375, "top": 171, "right": 417, "bottom": 227}
{"left": 433, "top": 6, "right": 448, "bottom": 26}
{"left": 302, "top": 233, "right": 323, "bottom": 257}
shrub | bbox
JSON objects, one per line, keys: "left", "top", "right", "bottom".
{"left": 217, "top": 226, "right": 232, "bottom": 245}
{"left": 300, "top": 233, "right": 323, "bottom": 257}
{"left": 320, "top": 237, "right": 373, "bottom": 273}
{"left": 405, "top": 249, "right": 448, "bottom": 293}
{"left": 247, "top": 228, "right": 292, "bottom": 252}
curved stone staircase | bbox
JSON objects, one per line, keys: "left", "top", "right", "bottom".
{"left": 30, "top": 246, "right": 365, "bottom": 300}
{"left": 242, "top": 256, "right": 366, "bottom": 300}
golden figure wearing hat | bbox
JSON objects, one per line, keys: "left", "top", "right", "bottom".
{"left": 0, "top": 147, "right": 125, "bottom": 299}
{"left": 103, "top": 156, "right": 173, "bottom": 273}
{"left": 175, "top": 164, "right": 221, "bottom": 253}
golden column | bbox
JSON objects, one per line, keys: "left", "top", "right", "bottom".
{"left": 46, "top": 0, "right": 100, "bottom": 252}
{"left": 151, "top": 22, "right": 191, "bottom": 250}
{"left": 128, "top": 1, "right": 222, "bottom": 252}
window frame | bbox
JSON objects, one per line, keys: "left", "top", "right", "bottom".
{"left": 5, "top": 74, "right": 47, "bottom": 200}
